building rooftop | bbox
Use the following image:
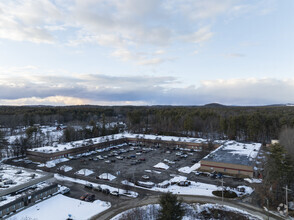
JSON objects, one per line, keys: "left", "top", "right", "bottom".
{"left": 0, "top": 165, "right": 45, "bottom": 192}
{"left": 202, "top": 141, "right": 262, "bottom": 167}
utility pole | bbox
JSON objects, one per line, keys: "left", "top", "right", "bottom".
{"left": 219, "top": 178, "right": 225, "bottom": 202}
{"left": 283, "top": 185, "right": 292, "bottom": 217}
{"left": 264, "top": 197, "right": 269, "bottom": 220}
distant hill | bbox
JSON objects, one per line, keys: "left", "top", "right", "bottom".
{"left": 204, "top": 103, "right": 227, "bottom": 108}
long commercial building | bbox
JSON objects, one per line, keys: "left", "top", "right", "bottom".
{"left": 27, "top": 133, "right": 218, "bottom": 162}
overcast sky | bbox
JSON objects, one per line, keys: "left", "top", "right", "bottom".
{"left": 0, "top": 0, "right": 293, "bottom": 106}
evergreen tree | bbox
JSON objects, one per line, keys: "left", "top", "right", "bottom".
{"left": 157, "top": 193, "right": 185, "bottom": 220}
{"left": 0, "top": 131, "right": 8, "bottom": 158}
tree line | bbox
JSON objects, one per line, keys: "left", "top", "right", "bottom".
{"left": 1, "top": 105, "right": 294, "bottom": 143}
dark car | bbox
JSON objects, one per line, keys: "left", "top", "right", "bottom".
{"left": 85, "top": 194, "right": 95, "bottom": 202}
{"left": 85, "top": 183, "right": 93, "bottom": 189}
{"left": 94, "top": 185, "right": 102, "bottom": 192}
{"left": 130, "top": 161, "right": 137, "bottom": 165}
{"left": 80, "top": 193, "right": 89, "bottom": 200}
{"left": 102, "top": 188, "right": 110, "bottom": 194}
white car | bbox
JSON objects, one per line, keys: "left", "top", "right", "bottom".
{"left": 110, "top": 191, "right": 119, "bottom": 196}
{"left": 97, "top": 155, "right": 104, "bottom": 160}
{"left": 142, "top": 175, "right": 150, "bottom": 180}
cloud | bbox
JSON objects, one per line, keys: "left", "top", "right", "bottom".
{"left": 182, "top": 26, "right": 213, "bottom": 44}
{"left": 0, "top": 0, "right": 62, "bottom": 43}
{"left": 225, "top": 53, "right": 246, "bottom": 58}
{"left": 111, "top": 48, "right": 172, "bottom": 65}
{"left": 0, "top": 0, "right": 274, "bottom": 67}
{"left": 0, "top": 66, "right": 293, "bottom": 106}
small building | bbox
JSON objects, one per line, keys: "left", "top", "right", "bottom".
{"left": 199, "top": 141, "right": 262, "bottom": 178}
{"left": 0, "top": 165, "right": 58, "bottom": 218}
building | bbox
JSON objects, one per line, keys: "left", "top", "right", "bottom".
{"left": 0, "top": 165, "right": 58, "bottom": 218}
{"left": 27, "top": 133, "right": 219, "bottom": 163}
{"left": 199, "top": 141, "right": 262, "bottom": 178}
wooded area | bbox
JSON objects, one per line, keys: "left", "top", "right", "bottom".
{"left": 0, "top": 104, "right": 293, "bottom": 143}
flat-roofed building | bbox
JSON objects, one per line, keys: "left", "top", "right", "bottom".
{"left": 27, "top": 133, "right": 221, "bottom": 163}
{"left": 0, "top": 165, "right": 58, "bottom": 218}
{"left": 199, "top": 141, "right": 262, "bottom": 178}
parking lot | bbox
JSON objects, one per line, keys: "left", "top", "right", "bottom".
{"left": 51, "top": 143, "right": 203, "bottom": 185}
{"left": 6, "top": 142, "right": 250, "bottom": 202}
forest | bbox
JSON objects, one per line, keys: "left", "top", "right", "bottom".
{"left": 0, "top": 104, "right": 293, "bottom": 143}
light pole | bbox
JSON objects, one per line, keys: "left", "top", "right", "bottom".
{"left": 283, "top": 185, "right": 292, "bottom": 217}
{"left": 264, "top": 197, "right": 269, "bottom": 220}
{"left": 218, "top": 178, "right": 225, "bottom": 202}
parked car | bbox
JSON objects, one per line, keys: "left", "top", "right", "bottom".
{"left": 102, "top": 188, "right": 110, "bottom": 194}
{"left": 85, "top": 183, "right": 93, "bottom": 189}
{"left": 142, "top": 175, "right": 150, "bottom": 180}
{"left": 85, "top": 194, "right": 95, "bottom": 202}
{"left": 80, "top": 193, "right": 89, "bottom": 200}
{"left": 191, "top": 159, "right": 198, "bottom": 163}
{"left": 130, "top": 161, "right": 137, "bottom": 165}
{"left": 93, "top": 185, "right": 102, "bottom": 192}
{"left": 60, "top": 187, "right": 70, "bottom": 194}
{"left": 177, "top": 181, "right": 191, "bottom": 186}
{"left": 110, "top": 191, "right": 119, "bottom": 196}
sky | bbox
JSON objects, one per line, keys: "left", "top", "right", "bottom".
{"left": 0, "top": 0, "right": 293, "bottom": 106}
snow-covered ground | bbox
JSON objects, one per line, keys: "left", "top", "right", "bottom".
{"left": 153, "top": 162, "right": 169, "bottom": 170}
{"left": 98, "top": 173, "right": 116, "bottom": 181}
{"left": 244, "top": 178, "right": 262, "bottom": 184}
{"left": 123, "top": 175, "right": 254, "bottom": 198}
{"left": 123, "top": 175, "right": 218, "bottom": 197}
{"left": 37, "top": 158, "right": 69, "bottom": 168}
{"left": 111, "top": 203, "right": 262, "bottom": 220}
{"left": 75, "top": 169, "right": 94, "bottom": 176}
{"left": 7, "top": 194, "right": 111, "bottom": 220}
{"left": 0, "top": 164, "right": 45, "bottom": 192}
{"left": 54, "top": 174, "right": 138, "bottom": 198}
{"left": 58, "top": 165, "right": 73, "bottom": 172}
{"left": 178, "top": 162, "right": 200, "bottom": 174}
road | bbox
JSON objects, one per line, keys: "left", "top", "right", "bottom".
{"left": 56, "top": 175, "right": 285, "bottom": 220}
{"left": 90, "top": 194, "right": 284, "bottom": 220}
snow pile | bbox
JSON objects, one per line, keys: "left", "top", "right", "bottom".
{"left": 75, "top": 169, "right": 94, "bottom": 176}
{"left": 178, "top": 163, "right": 200, "bottom": 174}
{"left": 244, "top": 178, "right": 262, "bottom": 184}
{"left": 170, "top": 175, "right": 187, "bottom": 183}
{"left": 236, "top": 185, "right": 254, "bottom": 195}
{"left": 43, "top": 158, "right": 69, "bottom": 168}
{"left": 153, "top": 162, "right": 169, "bottom": 170}
{"left": 59, "top": 165, "right": 73, "bottom": 172}
{"left": 7, "top": 194, "right": 111, "bottom": 220}
{"left": 98, "top": 173, "right": 116, "bottom": 181}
